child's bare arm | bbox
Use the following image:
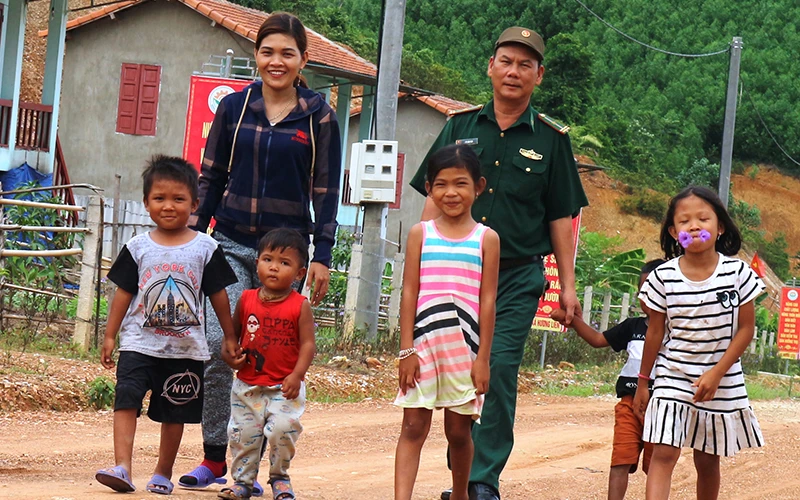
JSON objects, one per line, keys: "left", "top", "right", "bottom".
{"left": 633, "top": 310, "right": 666, "bottom": 418}
{"left": 694, "top": 300, "right": 756, "bottom": 402}
{"left": 550, "top": 309, "right": 609, "bottom": 348}
{"left": 282, "top": 299, "right": 316, "bottom": 399}
{"left": 474, "top": 229, "right": 499, "bottom": 395}
{"left": 217, "top": 295, "right": 245, "bottom": 369}
{"left": 398, "top": 224, "right": 423, "bottom": 395}
{"left": 101, "top": 288, "right": 134, "bottom": 369}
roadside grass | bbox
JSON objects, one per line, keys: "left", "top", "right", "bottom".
{"left": 745, "top": 373, "right": 800, "bottom": 400}
{"left": 520, "top": 361, "right": 621, "bottom": 397}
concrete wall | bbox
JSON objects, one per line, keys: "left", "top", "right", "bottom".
{"left": 58, "top": 0, "right": 254, "bottom": 201}
{"left": 347, "top": 100, "right": 446, "bottom": 257}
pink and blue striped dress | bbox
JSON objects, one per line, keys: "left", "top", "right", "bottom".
{"left": 395, "top": 220, "right": 488, "bottom": 418}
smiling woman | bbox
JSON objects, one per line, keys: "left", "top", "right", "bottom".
{"left": 179, "top": 12, "right": 343, "bottom": 497}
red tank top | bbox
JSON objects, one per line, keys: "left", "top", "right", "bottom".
{"left": 237, "top": 289, "right": 306, "bottom": 386}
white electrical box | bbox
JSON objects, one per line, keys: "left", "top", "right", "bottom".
{"left": 348, "top": 140, "right": 398, "bottom": 203}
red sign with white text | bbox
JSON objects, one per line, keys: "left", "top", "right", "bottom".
{"left": 182, "top": 75, "right": 252, "bottom": 170}
{"left": 532, "top": 212, "right": 582, "bottom": 332}
{"left": 777, "top": 286, "right": 800, "bottom": 359}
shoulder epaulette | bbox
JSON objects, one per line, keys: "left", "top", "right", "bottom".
{"left": 449, "top": 104, "right": 483, "bottom": 116}
{"left": 537, "top": 113, "right": 571, "bottom": 134}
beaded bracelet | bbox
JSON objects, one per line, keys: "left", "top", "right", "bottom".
{"left": 398, "top": 347, "right": 417, "bottom": 360}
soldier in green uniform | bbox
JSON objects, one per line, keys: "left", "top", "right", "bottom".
{"left": 409, "top": 27, "right": 589, "bottom": 500}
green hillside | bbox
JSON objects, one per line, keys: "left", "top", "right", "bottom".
{"left": 247, "top": 0, "right": 800, "bottom": 189}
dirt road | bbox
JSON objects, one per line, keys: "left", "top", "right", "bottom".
{"left": 1, "top": 394, "right": 798, "bottom": 499}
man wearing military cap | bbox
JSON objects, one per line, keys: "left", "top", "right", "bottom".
{"left": 410, "top": 26, "right": 588, "bottom": 500}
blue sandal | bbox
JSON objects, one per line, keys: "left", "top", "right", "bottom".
{"left": 146, "top": 474, "right": 174, "bottom": 495}
{"left": 218, "top": 483, "right": 252, "bottom": 499}
{"left": 270, "top": 478, "right": 295, "bottom": 500}
{"left": 179, "top": 464, "right": 227, "bottom": 489}
{"left": 95, "top": 465, "right": 136, "bottom": 492}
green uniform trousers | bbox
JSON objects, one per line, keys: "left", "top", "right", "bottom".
{"left": 470, "top": 260, "right": 545, "bottom": 490}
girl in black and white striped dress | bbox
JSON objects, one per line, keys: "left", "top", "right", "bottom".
{"left": 634, "top": 186, "right": 764, "bottom": 500}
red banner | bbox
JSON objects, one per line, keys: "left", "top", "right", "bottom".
{"left": 183, "top": 75, "right": 252, "bottom": 170}
{"left": 532, "top": 212, "right": 582, "bottom": 332}
{"left": 777, "top": 286, "right": 800, "bottom": 359}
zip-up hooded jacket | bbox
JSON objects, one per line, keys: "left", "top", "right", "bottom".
{"left": 190, "top": 81, "right": 342, "bottom": 266}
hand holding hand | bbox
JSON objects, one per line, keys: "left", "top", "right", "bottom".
{"left": 549, "top": 308, "right": 567, "bottom": 325}
{"left": 222, "top": 339, "right": 246, "bottom": 370}
{"left": 559, "top": 288, "right": 582, "bottom": 326}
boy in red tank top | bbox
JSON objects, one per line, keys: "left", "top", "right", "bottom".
{"left": 218, "top": 229, "right": 315, "bottom": 500}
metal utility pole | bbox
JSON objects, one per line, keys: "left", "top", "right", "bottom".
{"left": 718, "top": 36, "right": 743, "bottom": 207}
{"left": 354, "top": 0, "right": 406, "bottom": 339}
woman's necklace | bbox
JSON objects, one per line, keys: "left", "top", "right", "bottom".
{"left": 267, "top": 95, "right": 296, "bottom": 124}
{"left": 258, "top": 287, "right": 291, "bottom": 302}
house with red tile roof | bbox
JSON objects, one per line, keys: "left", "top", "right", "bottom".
{"left": 42, "top": 0, "right": 477, "bottom": 251}
{"left": 43, "top": 0, "right": 384, "bottom": 204}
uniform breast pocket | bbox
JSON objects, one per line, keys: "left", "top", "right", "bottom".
{"left": 503, "top": 156, "right": 547, "bottom": 201}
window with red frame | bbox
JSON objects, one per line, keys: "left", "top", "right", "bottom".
{"left": 116, "top": 63, "right": 161, "bottom": 136}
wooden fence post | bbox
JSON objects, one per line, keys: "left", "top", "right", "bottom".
{"left": 73, "top": 195, "right": 102, "bottom": 350}
{"left": 759, "top": 329, "right": 768, "bottom": 356}
{"left": 750, "top": 332, "right": 758, "bottom": 354}
{"left": 600, "top": 290, "right": 612, "bottom": 331}
{"left": 620, "top": 293, "right": 630, "bottom": 322}
{"left": 388, "top": 252, "right": 404, "bottom": 334}
{"left": 343, "top": 244, "right": 363, "bottom": 337}
{"left": 582, "top": 286, "right": 592, "bottom": 323}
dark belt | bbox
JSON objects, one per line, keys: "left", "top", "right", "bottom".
{"left": 498, "top": 255, "right": 543, "bottom": 271}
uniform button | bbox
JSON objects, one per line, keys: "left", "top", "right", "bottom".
{"left": 481, "top": 216, "right": 487, "bottom": 222}
{"left": 494, "top": 160, "right": 500, "bottom": 166}
{"left": 489, "top": 188, "right": 494, "bottom": 194}
{"left": 525, "top": 167, "right": 531, "bottom": 172}
{"left": 500, "top": 132, "right": 505, "bottom": 138}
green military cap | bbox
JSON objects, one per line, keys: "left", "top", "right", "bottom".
{"left": 495, "top": 26, "right": 545, "bottom": 61}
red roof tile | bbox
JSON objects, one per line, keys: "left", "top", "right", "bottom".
{"left": 41, "top": 0, "right": 376, "bottom": 79}
{"left": 350, "top": 93, "right": 475, "bottom": 117}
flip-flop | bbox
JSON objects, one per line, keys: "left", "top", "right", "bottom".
{"left": 252, "top": 480, "right": 264, "bottom": 497}
{"left": 179, "top": 465, "right": 227, "bottom": 489}
{"left": 270, "top": 478, "right": 295, "bottom": 500}
{"left": 146, "top": 474, "right": 174, "bottom": 495}
{"left": 218, "top": 483, "right": 252, "bottom": 499}
{"left": 95, "top": 465, "right": 136, "bottom": 492}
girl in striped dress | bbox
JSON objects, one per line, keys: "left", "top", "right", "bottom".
{"left": 635, "top": 186, "right": 765, "bottom": 499}
{"left": 394, "top": 144, "right": 499, "bottom": 500}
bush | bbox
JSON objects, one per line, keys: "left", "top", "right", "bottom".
{"left": 522, "top": 328, "right": 620, "bottom": 368}
{"left": 86, "top": 376, "right": 115, "bottom": 410}
{"left": 676, "top": 158, "right": 720, "bottom": 189}
{"left": 616, "top": 190, "right": 670, "bottom": 222}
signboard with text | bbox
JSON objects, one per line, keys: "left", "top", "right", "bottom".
{"left": 777, "top": 286, "right": 800, "bottom": 359}
{"left": 532, "top": 212, "right": 582, "bottom": 332}
{"left": 182, "top": 75, "right": 252, "bottom": 170}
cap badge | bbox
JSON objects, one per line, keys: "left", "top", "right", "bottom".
{"left": 521, "top": 29, "right": 531, "bottom": 38}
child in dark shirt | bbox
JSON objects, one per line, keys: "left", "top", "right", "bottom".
{"left": 551, "top": 259, "right": 664, "bottom": 500}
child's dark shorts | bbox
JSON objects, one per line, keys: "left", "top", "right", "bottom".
{"left": 114, "top": 351, "right": 203, "bottom": 423}
{"left": 612, "top": 395, "right": 653, "bottom": 473}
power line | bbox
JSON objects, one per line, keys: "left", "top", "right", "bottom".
{"left": 572, "top": 0, "right": 730, "bottom": 58}
{"left": 742, "top": 84, "right": 800, "bottom": 167}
